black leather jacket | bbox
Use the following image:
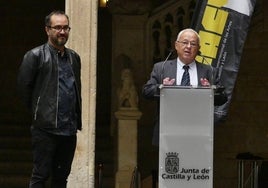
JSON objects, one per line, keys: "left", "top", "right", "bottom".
{"left": 17, "top": 43, "right": 82, "bottom": 130}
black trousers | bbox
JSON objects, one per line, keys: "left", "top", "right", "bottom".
{"left": 29, "top": 128, "right": 77, "bottom": 188}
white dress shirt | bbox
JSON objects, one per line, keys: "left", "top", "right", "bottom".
{"left": 176, "top": 58, "right": 198, "bottom": 86}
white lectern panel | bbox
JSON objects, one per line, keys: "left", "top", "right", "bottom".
{"left": 159, "top": 86, "right": 214, "bottom": 188}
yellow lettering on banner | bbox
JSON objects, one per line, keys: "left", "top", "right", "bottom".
{"left": 207, "top": 0, "right": 227, "bottom": 7}
{"left": 202, "top": 6, "right": 228, "bottom": 35}
{"left": 195, "top": 1, "right": 229, "bottom": 62}
{"left": 196, "top": 55, "right": 213, "bottom": 65}
{"left": 199, "top": 31, "right": 221, "bottom": 59}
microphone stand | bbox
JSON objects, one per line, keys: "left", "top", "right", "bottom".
{"left": 198, "top": 51, "right": 216, "bottom": 88}
{"left": 198, "top": 52, "right": 227, "bottom": 106}
{"left": 155, "top": 50, "right": 174, "bottom": 97}
{"left": 160, "top": 50, "right": 174, "bottom": 84}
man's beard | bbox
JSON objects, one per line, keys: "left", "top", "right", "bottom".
{"left": 52, "top": 35, "right": 68, "bottom": 47}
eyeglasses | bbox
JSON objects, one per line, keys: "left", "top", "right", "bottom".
{"left": 47, "top": 25, "right": 71, "bottom": 32}
{"left": 177, "top": 41, "right": 198, "bottom": 48}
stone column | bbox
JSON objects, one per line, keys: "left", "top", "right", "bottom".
{"left": 65, "top": 1, "right": 97, "bottom": 188}
{"left": 115, "top": 109, "right": 142, "bottom": 188}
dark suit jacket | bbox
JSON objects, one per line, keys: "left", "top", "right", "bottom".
{"left": 142, "top": 59, "right": 213, "bottom": 99}
{"left": 142, "top": 58, "right": 213, "bottom": 146}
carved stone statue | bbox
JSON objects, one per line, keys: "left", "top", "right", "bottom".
{"left": 117, "top": 68, "right": 138, "bottom": 109}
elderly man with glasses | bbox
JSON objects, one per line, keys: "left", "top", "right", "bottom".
{"left": 143, "top": 28, "right": 226, "bottom": 146}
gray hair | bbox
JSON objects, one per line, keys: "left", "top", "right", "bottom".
{"left": 176, "top": 28, "right": 200, "bottom": 43}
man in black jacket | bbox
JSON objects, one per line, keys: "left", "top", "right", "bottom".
{"left": 17, "top": 10, "right": 81, "bottom": 188}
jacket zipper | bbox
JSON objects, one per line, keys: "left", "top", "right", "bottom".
{"left": 55, "top": 53, "right": 59, "bottom": 128}
{"left": 34, "top": 96, "right": 40, "bottom": 120}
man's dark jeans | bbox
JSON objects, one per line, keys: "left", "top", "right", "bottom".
{"left": 29, "top": 128, "right": 77, "bottom": 188}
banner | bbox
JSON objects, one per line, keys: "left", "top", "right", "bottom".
{"left": 191, "top": 0, "right": 256, "bottom": 122}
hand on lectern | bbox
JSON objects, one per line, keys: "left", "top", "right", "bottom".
{"left": 200, "top": 78, "right": 210, "bottom": 86}
{"left": 163, "top": 77, "right": 175, "bottom": 85}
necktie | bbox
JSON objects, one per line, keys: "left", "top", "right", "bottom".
{"left": 181, "top": 65, "right": 190, "bottom": 86}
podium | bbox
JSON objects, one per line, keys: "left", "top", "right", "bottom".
{"left": 158, "top": 86, "right": 214, "bottom": 188}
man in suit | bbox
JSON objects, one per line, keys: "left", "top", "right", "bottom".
{"left": 142, "top": 28, "right": 213, "bottom": 146}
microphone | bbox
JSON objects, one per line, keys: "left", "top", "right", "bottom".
{"left": 198, "top": 51, "right": 227, "bottom": 106}
{"left": 197, "top": 51, "right": 216, "bottom": 88}
{"left": 160, "top": 49, "right": 174, "bottom": 84}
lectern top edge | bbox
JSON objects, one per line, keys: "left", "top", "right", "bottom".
{"left": 159, "top": 84, "right": 214, "bottom": 90}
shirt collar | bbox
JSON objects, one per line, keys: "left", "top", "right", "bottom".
{"left": 47, "top": 43, "right": 66, "bottom": 56}
{"left": 177, "top": 58, "right": 196, "bottom": 70}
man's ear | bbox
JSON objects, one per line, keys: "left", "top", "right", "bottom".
{"left": 45, "top": 26, "right": 50, "bottom": 35}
